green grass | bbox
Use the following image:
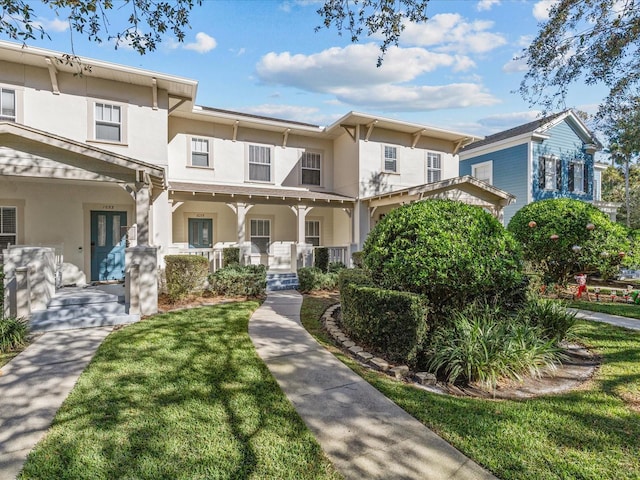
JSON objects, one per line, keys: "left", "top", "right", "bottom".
{"left": 566, "top": 300, "right": 640, "bottom": 321}
{"left": 20, "top": 302, "right": 341, "bottom": 480}
{"left": 301, "top": 296, "right": 640, "bottom": 480}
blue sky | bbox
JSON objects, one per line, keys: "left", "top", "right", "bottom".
{"left": 6, "top": 0, "right": 608, "bottom": 136}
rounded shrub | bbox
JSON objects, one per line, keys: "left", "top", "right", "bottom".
{"left": 508, "top": 198, "right": 630, "bottom": 284}
{"left": 362, "top": 199, "right": 525, "bottom": 312}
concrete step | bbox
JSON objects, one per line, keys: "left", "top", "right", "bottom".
{"left": 266, "top": 273, "right": 299, "bottom": 291}
{"left": 29, "top": 302, "right": 138, "bottom": 332}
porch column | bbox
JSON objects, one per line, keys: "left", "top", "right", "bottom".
{"left": 293, "top": 205, "right": 312, "bottom": 244}
{"left": 227, "top": 202, "right": 254, "bottom": 261}
{"left": 291, "top": 204, "right": 312, "bottom": 269}
{"left": 135, "top": 183, "right": 151, "bottom": 246}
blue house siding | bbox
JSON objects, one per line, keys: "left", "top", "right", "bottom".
{"left": 532, "top": 121, "right": 594, "bottom": 202}
{"left": 459, "top": 143, "right": 528, "bottom": 225}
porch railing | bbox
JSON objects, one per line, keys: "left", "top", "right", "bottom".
{"left": 310, "top": 245, "right": 350, "bottom": 267}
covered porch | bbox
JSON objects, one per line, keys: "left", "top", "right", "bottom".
{"left": 166, "top": 181, "right": 356, "bottom": 272}
{"left": 1, "top": 122, "right": 165, "bottom": 320}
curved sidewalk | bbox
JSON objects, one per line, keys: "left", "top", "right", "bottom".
{"left": 249, "top": 290, "right": 497, "bottom": 480}
{"left": 572, "top": 309, "right": 640, "bottom": 331}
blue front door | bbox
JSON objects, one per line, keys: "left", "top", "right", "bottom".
{"left": 91, "top": 211, "right": 127, "bottom": 281}
{"left": 188, "top": 218, "right": 213, "bottom": 248}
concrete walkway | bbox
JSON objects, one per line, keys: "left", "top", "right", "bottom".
{"left": 572, "top": 309, "right": 640, "bottom": 331}
{"left": 249, "top": 290, "right": 497, "bottom": 480}
{"left": 0, "top": 327, "right": 112, "bottom": 480}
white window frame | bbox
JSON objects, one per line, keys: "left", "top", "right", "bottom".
{"left": 250, "top": 218, "right": 271, "bottom": 254}
{"left": 190, "top": 137, "right": 211, "bottom": 168}
{"left": 300, "top": 151, "right": 322, "bottom": 186}
{"left": 0, "top": 206, "right": 17, "bottom": 249}
{"left": 88, "top": 100, "right": 128, "bottom": 144}
{"left": 383, "top": 145, "right": 398, "bottom": 173}
{"left": 569, "top": 160, "right": 584, "bottom": 193}
{"left": 540, "top": 155, "right": 560, "bottom": 191}
{"left": 472, "top": 160, "right": 493, "bottom": 185}
{"left": 305, "top": 220, "right": 321, "bottom": 246}
{"left": 0, "top": 87, "right": 16, "bottom": 122}
{"left": 426, "top": 152, "right": 442, "bottom": 183}
{"left": 247, "top": 144, "right": 273, "bottom": 183}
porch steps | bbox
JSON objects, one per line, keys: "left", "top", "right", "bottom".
{"left": 266, "top": 272, "right": 299, "bottom": 291}
{"left": 28, "top": 286, "right": 140, "bottom": 333}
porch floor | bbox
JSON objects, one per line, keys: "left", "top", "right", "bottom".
{"left": 29, "top": 283, "right": 140, "bottom": 333}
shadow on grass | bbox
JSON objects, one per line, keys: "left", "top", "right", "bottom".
{"left": 20, "top": 303, "right": 340, "bottom": 480}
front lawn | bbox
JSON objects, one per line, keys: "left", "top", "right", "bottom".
{"left": 301, "top": 296, "right": 640, "bottom": 480}
{"left": 21, "top": 302, "right": 341, "bottom": 480}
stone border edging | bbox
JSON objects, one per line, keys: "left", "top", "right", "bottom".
{"left": 321, "top": 303, "right": 441, "bottom": 389}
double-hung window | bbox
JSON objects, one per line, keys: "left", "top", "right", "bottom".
{"left": 472, "top": 161, "right": 493, "bottom": 185}
{"left": 305, "top": 220, "right": 320, "bottom": 246}
{"left": 248, "top": 145, "right": 271, "bottom": 182}
{"left": 568, "top": 160, "right": 584, "bottom": 193}
{"left": 95, "top": 103, "right": 121, "bottom": 142}
{"left": 301, "top": 152, "right": 321, "bottom": 186}
{"left": 191, "top": 138, "right": 210, "bottom": 167}
{"left": 250, "top": 219, "right": 270, "bottom": 254}
{"left": 538, "top": 155, "right": 561, "bottom": 191}
{"left": 0, "top": 206, "right": 17, "bottom": 250}
{"left": 426, "top": 152, "right": 442, "bottom": 183}
{"left": 384, "top": 146, "right": 397, "bottom": 172}
{"left": 0, "top": 88, "right": 16, "bottom": 122}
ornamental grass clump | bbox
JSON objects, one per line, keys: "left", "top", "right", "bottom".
{"left": 0, "top": 317, "right": 29, "bottom": 353}
{"left": 518, "top": 296, "right": 577, "bottom": 341}
{"left": 426, "top": 302, "right": 561, "bottom": 389}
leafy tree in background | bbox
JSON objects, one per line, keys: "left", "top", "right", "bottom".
{"left": 508, "top": 199, "right": 631, "bottom": 284}
{"left": 0, "top": 0, "right": 429, "bottom": 60}
{"left": 519, "top": 0, "right": 640, "bottom": 121}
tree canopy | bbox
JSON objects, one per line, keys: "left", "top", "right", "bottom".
{"left": 519, "top": 0, "right": 640, "bottom": 120}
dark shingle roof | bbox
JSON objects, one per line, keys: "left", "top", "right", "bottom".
{"left": 462, "top": 111, "right": 568, "bottom": 152}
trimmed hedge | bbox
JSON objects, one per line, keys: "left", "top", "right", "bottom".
{"left": 209, "top": 264, "right": 266, "bottom": 297}
{"left": 165, "top": 255, "right": 210, "bottom": 302}
{"left": 314, "top": 247, "right": 329, "bottom": 272}
{"left": 222, "top": 247, "right": 240, "bottom": 267}
{"left": 351, "top": 251, "right": 363, "bottom": 268}
{"left": 337, "top": 268, "right": 374, "bottom": 294}
{"left": 298, "top": 267, "right": 338, "bottom": 293}
{"left": 340, "top": 283, "right": 429, "bottom": 365}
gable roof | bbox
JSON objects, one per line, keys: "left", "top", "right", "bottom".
{"left": 461, "top": 110, "right": 602, "bottom": 154}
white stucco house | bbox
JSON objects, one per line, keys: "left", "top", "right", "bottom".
{"left": 0, "top": 41, "right": 515, "bottom": 322}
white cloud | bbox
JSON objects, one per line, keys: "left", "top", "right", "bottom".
{"left": 477, "top": 111, "right": 542, "bottom": 132}
{"left": 33, "top": 17, "right": 69, "bottom": 33}
{"left": 257, "top": 43, "right": 474, "bottom": 92}
{"left": 477, "top": 0, "right": 501, "bottom": 11}
{"left": 533, "top": 0, "right": 558, "bottom": 22}
{"left": 184, "top": 32, "right": 217, "bottom": 53}
{"left": 502, "top": 53, "right": 528, "bottom": 73}
{"left": 400, "top": 14, "right": 507, "bottom": 54}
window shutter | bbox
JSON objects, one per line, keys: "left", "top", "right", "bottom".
{"left": 583, "top": 164, "right": 589, "bottom": 193}
{"left": 568, "top": 163, "right": 575, "bottom": 192}
{"left": 538, "top": 158, "right": 545, "bottom": 189}
{"left": 556, "top": 159, "right": 562, "bottom": 190}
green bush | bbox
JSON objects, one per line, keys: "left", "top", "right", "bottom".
{"left": 314, "top": 247, "right": 329, "bottom": 272}
{"left": 340, "top": 283, "right": 429, "bottom": 365}
{"left": 297, "top": 267, "right": 338, "bottom": 293}
{"left": 222, "top": 247, "right": 240, "bottom": 267}
{"left": 164, "top": 255, "right": 210, "bottom": 302}
{"left": 0, "top": 316, "right": 28, "bottom": 353}
{"left": 508, "top": 198, "right": 630, "bottom": 284}
{"left": 518, "top": 297, "right": 577, "bottom": 341}
{"left": 327, "top": 261, "right": 346, "bottom": 273}
{"left": 426, "top": 303, "right": 561, "bottom": 388}
{"left": 209, "top": 264, "right": 266, "bottom": 297}
{"left": 337, "top": 268, "right": 374, "bottom": 293}
{"left": 351, "top": 251, "right": 363, "bottom": 268}
{"left": 363, "top": 199, "right": 524, "bottom": 313}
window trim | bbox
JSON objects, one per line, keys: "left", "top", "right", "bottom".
{"left": 539, "top": 155, "right": 561, "bottom": 191}
{"left": 382, "top": 145, "right": 398, "bottom": 173}
{"left": 568, "top": 159, "right": 585, "bottom": 194}
{"left": 305, "top": 219, "right": 321, "bottom": 246}
{"left": 426, "top": 151, "right": 442, "bottom": 183}
{"left": 0, "top": 85, "right": 22, "bottom": 123}
{"left": 246, "top": 144, "right": 274, "bottom": 184}
{"left": 300, "top": 151, "right": 323, "bottom": 186}
{"left": 87, "top": 99, "right": 128, "bottom": 145}
{"left": 189, "top": 136, "right": 212, "bottom": 169}
{"left": 0, "top": 87, "right": 17, "bottom": 122}
{"left": 472, "top": 160, "right": 493, "bottom": 185}
{"left": 249, "top": 218, "right": 271, "bottom": 254}
{"left": 0, "top": 205, "right": 18, "bottom": 249}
